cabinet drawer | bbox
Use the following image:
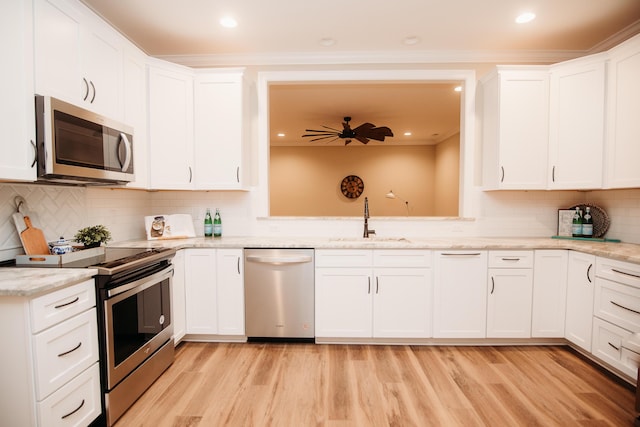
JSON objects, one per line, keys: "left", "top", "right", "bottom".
{"left": 38, "top": 362, "right": 101, "bottom": 427}
{"left": 592, "top": 317, "right": 638, "bottom": 379}
{"left": 373, "top": 250, "right": 431, "bottom": 268}
{"left": 315, "top": 249, "right": 372, "bottom": 268}
{"left": 488, "top": 251, "right": 533, "bottom": 268}
{"left": 33, "top": 308, "right": 99, "bottom": 400}
{"left": 31, "top": 279, "right": 96, "bottom": 333}
{"left": 596, "top": 257, "right": 640, "bottom": 289}
{"left": 595, "top": 278, "right": 640, "bottom": 332}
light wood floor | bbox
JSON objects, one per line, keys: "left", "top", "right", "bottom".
{"left": 115, "top": 342, "right": 636, "bottom": 427}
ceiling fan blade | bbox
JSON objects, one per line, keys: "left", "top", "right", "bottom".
{"left": 321, "top": 125, "right": 342, "bottom": 132}
{"left": 353, "top": 123, "right": 394, "bottom": 141}
{"left": 308, "top": 135, "right": 340, "bottom": 142}
{"left": 354, "top": 136, "right": 370, "bottom": 144}
{"left": 304, "top": 129, "right": 339, "bottom": 134}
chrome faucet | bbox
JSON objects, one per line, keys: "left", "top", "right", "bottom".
{"left": 363, "top": 197, "right": 375, "bottom": 238}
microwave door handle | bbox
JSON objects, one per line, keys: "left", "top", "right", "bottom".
{"left": 118, "top": 133, "right": 132, "bottom": 172}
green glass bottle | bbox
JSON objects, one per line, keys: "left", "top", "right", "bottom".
{"left": 571, "top": 207, "right": 583, "bottom": 238}
{"left": 213, "top": 208, "right": 222, "bottom": 237}
{"left": 582, "top": 206, "right": 593, "bottom": 238}
{"left": 204, "top": 208, "right": 213, "bottom": 237}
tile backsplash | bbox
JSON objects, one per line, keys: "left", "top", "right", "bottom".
{"left": 1, "top": 183, "right": 639, "bottom": 262}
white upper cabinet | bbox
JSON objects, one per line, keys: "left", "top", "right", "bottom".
{"left": 33, "top": 0, "right": 123, "bottom": 119}
{"left": 548, "top": 54, "right": 606, "bottom": 189}
{"left": 481, "top": 67, "right": 549, "bottom": 190}
{"left": 147, "top": 60, "right": 195, "bottom": 190}
{"left": 604, "top": 34, "right": 640, "bottom": 189}
{"left": 123, "top": 47, "right": 149, "bottom": 189}
{"left": 0, "top": 0, "right": 37, "bottom": 181}
{"left": 193, "top": 70, "right": 249, "bottom": 190}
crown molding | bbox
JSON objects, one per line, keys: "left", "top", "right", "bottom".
{"left": 156, "top": 49, "right": 587, "bottom": 68}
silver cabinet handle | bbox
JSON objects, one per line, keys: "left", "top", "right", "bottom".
{"left": 587, "top": 264, "right": 593, "bottom": 283}
{"left": 237, "top": 257, "right": 240, "bottom": 274}
{"left": 188, "top": 166, "right": 193, "bottom": 183}
{"left": 236, "top": 166, "right": 240, "bottom": 183}
{"left": 501, "top": 257, "right": 520, "bottom": 261}
{"left": 376, "top": 277, "right": 379, "bottom": 294}
{"left": 608, "top": 342, "right": 620, "bottom": 351}
{"left": 552, "top": 165, "right": 556, "bottom": 182}
{"left": 490, "top": 276, "right": 495, "bottom": 294}
{"left": 245, "top": 255, "right": 312, "bottom": 265}
{"left": 57, "top": 342, "right": 82, "bottom": 357}
{"left": 90, "top": 80, "right": 96, "bottom": 103}
{"left": 611, "top": 301, "right": 640, "bottom": 316}
{"left": 612, "top": 268, "right": 640, "bottom": 280}
{"left": 82, "top": 77, "right": 89, "bottom": 100}
{"left": 500, "top": 166, "right": 504, "bottom": 183}
{"left": 30, "top": 140, "right": 37, "bottom": 167}
{"left": 54, "top": 296, "right": 79, "bottom": 309}
{"left": 61, "top": 399, "right": 85, "bottom": 420}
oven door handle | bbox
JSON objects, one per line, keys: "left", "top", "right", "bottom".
{"left": 107, "top": 265, "right": 173, "bottom": 298}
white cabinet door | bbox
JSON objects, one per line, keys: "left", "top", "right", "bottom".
{"left": 148, "top": 61, "right": 195, "bottom": 189}
{"left": 531, "top": 250, "right": 568, "bottom": 337}
{"left": 194, "top": 70, "right": 248, "bottom": 189}
{"left": 565, "top": 251, "right": 596, "bottom": 351}
{"left": 605, "top": 34, "right": 640, "bottom": 188}
{"left": 184, "top": 249, "right": 217, "bottom": 334}
{"left": 315, "top": 267, "right": 372, "bottom": 338}
{"left": 123, "top": 48, "right": 148, "bottom": 189}
{"left": 487, "top": 268, "right": 533, "bottom": 338}
{"left": 216, "top": 249, "right": 244, "bottom": 336}
{"left": 372, "top": 268, "right": 432, "bottom": 338}
{"left": 34, "top": 0, "right": 82, "bottom": 104}
{"left": 0, "top": 0, "right": 36, "bottom": 182}
{"left": 33, "top": 0, "right": 123, "bottom": 118}
{"left": 433, "top": 251, "right": 488, "bottom": 338}
{"left": 548, "top": 55, "right": 606, "bottom": 189}
{"left": 482, "top": 67, "right": 549, "bottom": 190}
{"left": 171, "top": 250, "right": 186, "bottom": 344}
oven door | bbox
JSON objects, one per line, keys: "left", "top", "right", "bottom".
{"left": 103, "top": 265, "right": 173, "bottom": 390}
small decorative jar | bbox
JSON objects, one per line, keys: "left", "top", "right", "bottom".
{"left": 51, "top": 237, "right": 73, "bottom": 255}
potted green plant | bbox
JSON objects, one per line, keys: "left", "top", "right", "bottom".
{"left": 74, "top": 225, "right": 112, "bottom": 248}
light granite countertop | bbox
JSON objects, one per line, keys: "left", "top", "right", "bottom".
{"left": 2, "top": 236, "right": 639, "bottom": 297}
{"left": 0, "top": 268, "right": 98, "bottom": 297}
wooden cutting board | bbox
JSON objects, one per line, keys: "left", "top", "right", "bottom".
{"left": 21, "top": 216, "right": 50, "bottom": 255}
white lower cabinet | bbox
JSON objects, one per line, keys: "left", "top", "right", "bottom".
{"left": 565, "top": 251, "right": 595, "bottom": 351}
{"left": 0, "top": 279, "right": 101, "bottom": 427}
{"left": 171, "top": 249, "right": 186, "bottom": 344}
{"left": 184, "top": 248, "right": 244, "bottom": 337}
{"left": 433, "top": 251, "right": 488, "bottom": 338}
{"left": 315, "top": 249, "right": 432, "bottom": 339}
{"left": 486, "top": 251, "right": 533, "bottom": 338}
{"left": 531, "top": 250, "right": 568, "bottom": 337}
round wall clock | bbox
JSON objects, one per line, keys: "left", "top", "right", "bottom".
{"left": 341, "top": 175, "right": 364, "bottom": 199}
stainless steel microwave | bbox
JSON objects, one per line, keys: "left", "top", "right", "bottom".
{"left": 35, "top": 95, "right": 134, "bottom": 185}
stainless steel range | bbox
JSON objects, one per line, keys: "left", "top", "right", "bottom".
{"left": 91, "top": 247, "right": 176, "bottom": 426}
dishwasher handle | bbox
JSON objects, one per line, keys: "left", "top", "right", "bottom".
{"left": 245, "top": 255, "right": 313, "bottom": 265}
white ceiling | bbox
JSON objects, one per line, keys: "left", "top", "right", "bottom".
{"left": 79, "top": 0, "right": 640, "bottom": 146}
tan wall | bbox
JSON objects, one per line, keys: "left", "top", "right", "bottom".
{"left": 434, "top": 133, "right": 460, "bottom": 216}
{"left": 270, "top": 145, "right": 448, "bottom": 216}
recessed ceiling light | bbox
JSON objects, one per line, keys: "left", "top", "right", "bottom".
{"left": 454, "top": 86, "right": 462, "bottom": 92}
{"left": 277, "top": 133, "right": 285, "bottom": 137}
{"left": 404, "top": 132, "right": 412, "bottom": 136}
{"left": 515, "top": 12, "right": 536, "bottom": 24}
{"left": 403, "top": 36, "right": 420, "bottom": 46}
{"left": 220, "top": 16, "right": 238, "bottom": 28}
{"left": 319, "top": 37, "right": 336, "bottom": 47}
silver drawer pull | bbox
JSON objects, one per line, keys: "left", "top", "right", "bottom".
{"left": 441, "top": 253, "right": 481, "bottom": 256}
{"left": 607, "top": 342, "right": 620, "bottom": 351}
{"left": 61, "top": 399, "right": 85, "bottom": 419}
{"left": 58, "top": 342, "right": 82, "bottom": 357}
{"left": 612, "top": 268, "right": 640, "bottom": 280}
{"left": 501, "top": 257, "right": 521, "bottom": 261}
{"left": 54, "top": 296, "right": 79, "bottom": 309}
{"left": 610, "top": 301, "right": 640, "bottom": 316}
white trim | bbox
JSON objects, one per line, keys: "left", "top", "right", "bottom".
{"left": 256, "top": 69, "right": 476, "bottom": 219}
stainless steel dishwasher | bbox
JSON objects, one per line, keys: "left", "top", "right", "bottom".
{"left": 244, "top": 248, "right": 315, "bottom": 341}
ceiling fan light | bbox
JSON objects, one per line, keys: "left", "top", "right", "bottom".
{"left": 385, "top": 191, "right": 396, "bottom": 199}
{"left": 403, "top": 36, "right": 420, "bottom": 46}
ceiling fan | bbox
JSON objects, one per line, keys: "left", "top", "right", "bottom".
{"left": 302, "top": 116, "right": 393, "bottom": 145}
